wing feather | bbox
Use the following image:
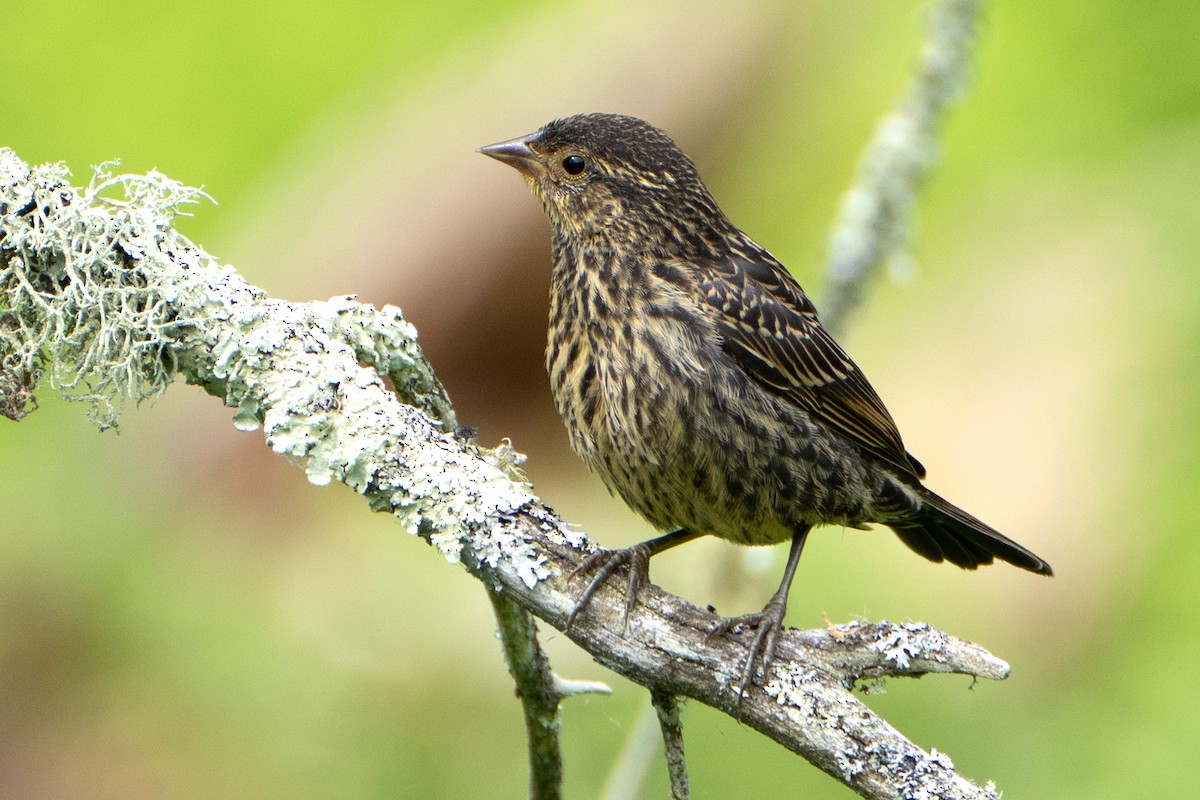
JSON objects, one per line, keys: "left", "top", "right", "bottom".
{"left": 697, "top": 243, "right": 926, "bottom": 479}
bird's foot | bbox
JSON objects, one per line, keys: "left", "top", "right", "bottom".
{"left": 566, "top": 544, "right": 653, "bottom": 633}
{"left": 708, "top": 594, "right": 789, "bottom": 702}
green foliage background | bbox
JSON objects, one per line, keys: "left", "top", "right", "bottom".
{"left": 2, "top": 1, "right": 1197, "bottom": 797}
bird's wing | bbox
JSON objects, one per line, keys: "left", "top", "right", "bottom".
{"left": 696, "top": 242, "right": 925, "bottom": 479}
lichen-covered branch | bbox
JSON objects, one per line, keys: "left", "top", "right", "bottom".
{"left": 823, "top": 0, "right": 983, "bottom": 336}
{"left": 0, "top": 149, "right": 1006, "bottom": 799}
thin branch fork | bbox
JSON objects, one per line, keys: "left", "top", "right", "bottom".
{"left": 1, "top": 148, "right": 1005, "bottom": 799}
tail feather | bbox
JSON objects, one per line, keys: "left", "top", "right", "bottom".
{"left": 887, "top": 487, "right": 1054, "bottom": 576}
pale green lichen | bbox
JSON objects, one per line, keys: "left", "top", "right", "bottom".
{"left": 231, "top": 395, "right": 262, "bottom": 432}
{"left": 470, "top": 515, "right": 549, "bottom": 589}
{"left": 307, "top": 294, "right": 456, "bottom": 430}
{"left": 762, "top": 666, "right": 825, "bottom": 714}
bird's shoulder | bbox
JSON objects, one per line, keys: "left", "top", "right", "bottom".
{"left": 689, "top": 237, "right": 926, "bottom": 479}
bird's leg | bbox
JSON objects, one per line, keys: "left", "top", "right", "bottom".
{"left": 709, "top": 526, "right": 810, "bottom": 700}
{"left": 567, "top": 527, "right": 703, "bottom": 632}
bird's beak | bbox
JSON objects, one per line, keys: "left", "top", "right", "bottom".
{"left": 478, "top": 134, "right": 541, "bottom": 178}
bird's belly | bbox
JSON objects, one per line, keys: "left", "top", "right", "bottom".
{"left": 551, "top": 332, "right": 874, "bottom": 545}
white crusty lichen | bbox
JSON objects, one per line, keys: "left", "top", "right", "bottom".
{"left": 755, "top": 618, "right": 1010, "bottom": 794}
{"left": 167, "top": 244, "right": 534, "bottom": 574}
{"left": 762, "top": 664, "right": 891, "bottom": 784}
{"left": 868, "top": 743, "right": 999, "bottom": 800}
{"left": 764, "top": 664, "right": 835, "bottom": 715}
{"left": 867, "top": 621, "right": 951, "bottom": 670}
{"left": 764, "top": 663, "right": 997, "bottom": 796}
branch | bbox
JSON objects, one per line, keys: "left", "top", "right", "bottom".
{"left": 486, "top": 587, "right": 565, "bottom": 800}
{"left": 650, "top": 689, "right": 689, "bottom": 800}
{"left": 0, "top": 150, "right": 1007, "bottom": 799}
{"left": 487, "top": 585, "right": 612, "bottom": 800}
{"left": 823, "top": 0, "right": 982, "bottom": 336}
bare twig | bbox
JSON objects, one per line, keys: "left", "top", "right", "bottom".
{"left": 650, "top": 690, "right": 689, "bottom": 800}
{"left": 486, "top": 587, "right": 565, "bottom": 800}
{"left": 823, "top": 0, "right": 983, "bottom": 336}
{"left": 0, "top": 147, "right": 1009, "bottom": 798}
{"left": 486, "top": 587, "right": 612, "bottom": 800}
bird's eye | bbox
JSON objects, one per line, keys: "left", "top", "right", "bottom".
{"left": 561, "top": 155, "right": 588, "bottom": 176}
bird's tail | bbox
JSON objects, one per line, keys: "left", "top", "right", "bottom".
{"left": 885, "top": 486, "right": 1053, "bottom": 576}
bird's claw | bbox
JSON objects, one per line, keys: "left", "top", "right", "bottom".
{"left": 708, "top": 597, "right": 789, "bottom": 704}
{"left": 566, "top": 544, "right": 652, "bottom": 632}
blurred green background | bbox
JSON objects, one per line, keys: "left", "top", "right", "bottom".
{"left": 2, "top": 1, "right": 1197, "bottom": 797}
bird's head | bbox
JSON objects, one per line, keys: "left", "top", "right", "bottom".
{"left": 480, "top": 113, "right": 726, "bottom": 252}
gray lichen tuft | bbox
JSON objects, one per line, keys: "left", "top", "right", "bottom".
{"left": 0, "top": 150, "right": 211, "bottom": 427}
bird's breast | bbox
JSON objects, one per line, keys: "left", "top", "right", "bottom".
{"left": 547, "top": 246, "right": 774, "bottom": 537}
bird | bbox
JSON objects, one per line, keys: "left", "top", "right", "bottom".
{"left": 479, "top": 113, "right": 1052, "bottom": 697}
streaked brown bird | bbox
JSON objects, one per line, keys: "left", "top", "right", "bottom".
{"left": 480, "top": 113, "right": 1052, "bottom": 695}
